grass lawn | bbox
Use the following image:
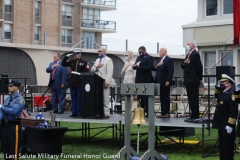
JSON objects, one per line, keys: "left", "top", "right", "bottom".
{"left": 19, "top": 121, "right": 240, "bottom": 160}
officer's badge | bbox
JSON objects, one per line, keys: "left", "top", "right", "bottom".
{"left": 79, "top": 63, "right": 83, "bottom": 66}
{"left": 19, "top": 98, "right": 24, "bottom": 104}
{"left": 220, "top": 101, "right": 224, "bottom": 104}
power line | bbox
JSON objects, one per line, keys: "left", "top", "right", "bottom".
{"left": 117, "top": 2, "right": 196, "bottom": 11}
{"left": 107, "top": 11, "right": 196, "bottom": 18}
{"left": 102, "top": 39, "right": 184, "bottom": 47}
{"left": 116, "top": 31, "right": 182, "bottom": 38}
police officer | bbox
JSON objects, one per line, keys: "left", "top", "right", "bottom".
{"left": 212, "top": 74, "right": 238, "bottom": 160}
{"left": 62, "top": 49, "right": 89, "bottom": 117}
{"left": 0, "top": 80, "right": 25, "bottom": 160}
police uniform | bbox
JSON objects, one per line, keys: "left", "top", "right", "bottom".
{"left": 62, "top": 49, "right": 89, "bottom": 117}
{"left": 1, "top": 80, "right": 25, "bottom": 160}
{"left": 212, "top": 74, "right": 238, "bottom": 160}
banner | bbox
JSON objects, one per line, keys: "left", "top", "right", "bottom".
{"left": 234, "top": 0, "right": 240, "bottom": 45}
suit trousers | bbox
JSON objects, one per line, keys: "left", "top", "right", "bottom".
{"left": 218, "top": 129, "right": 235, "bottom": 160}
{"left": 186, "top": 86, "right": 199, "bottom": 119}
{"left": 51, "top": 82, "right": 67, "bottom": 112}
{"left": 160, "top": 85, "right": 170, "bottom": 115}
{"left": 70, "top": 87, "right": 82, "bottom": 115}
{"left": 103, "top": 87, "right": 110, "bottom": 116}
{"left": 2, "top": 124, "right": 21, "bottom": 160}
{"left": 137, "top": 95, "right": 148, "bottom": 115}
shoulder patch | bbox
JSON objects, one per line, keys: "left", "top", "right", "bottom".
{"left": 19, "top": 98, "right": 24, "bottom": 104}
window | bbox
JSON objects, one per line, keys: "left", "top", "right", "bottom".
{"left": 35, "top": 1, "right": 40, "bottom": 24}
{"left": 35, "top": 26, "right": 40, "bottom": 42}
{"left": 223, "top": 0, "right": 233, "bottom": 14}
{"left": 221, "top": 51, "right": 233, "bottom": 66}
{"left": 206, "top": 0, "right": 217, "bottom": 16}
{"left": 5, "top": 0, "right": 12, "bottom": 13}
{"left": 4, "top": 24, "right": 12, "bottom": 39}
{"left": 62, "top": 5, "right": 72, "bottom": 19}
{"left": 204, "top": 52, "right": 216, "bottom": 83}
{"left": 83, "top": 8, "right": 100, "bottom": 20}
{"left": 35, "top": 1, "right": 40, "bottom": 16}
{"left": 62, "top": 29, "right": 72, "bottom": 43}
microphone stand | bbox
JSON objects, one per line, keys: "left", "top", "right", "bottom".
{"left": 93, "top": 64, "right": 103, "bottom": 119}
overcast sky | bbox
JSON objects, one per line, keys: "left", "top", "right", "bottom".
{"left": 101, "top": 0, "right": 198, "bottom": 55}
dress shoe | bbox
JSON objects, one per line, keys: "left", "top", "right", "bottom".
{"left": 103, "top": 115, "right": 109, "bottom": 119}
{"left": 77, "top": 115, "right": 82, "bottom": 117}
{"left": 157, "top": 113, "right": 170, "bottom": 118}
{"left": 58, "top": 111, "right": 64, "bottom": 114}
{"left": 69, "top": 114, "right": 77, "bottom": 117}
{"left": 53, "top": 110, "right": 58, "bottom": 113}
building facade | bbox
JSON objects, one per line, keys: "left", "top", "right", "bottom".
{"left": 0, "top": 0, "right": 184, "bottom": 87}
{"left": 182, "top": 0, "right": 239, "bottom": 84}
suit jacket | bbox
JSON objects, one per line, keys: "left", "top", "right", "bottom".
{"left": 152, "top": 56, "right": 174, "bottom": 86}
{"left": 46, "top": 60, "right": 68, "bottom": 87}
{"left": 181, "top": 50, "right": 203, "bottom": 87}
{"left": 133, "top": 54, "right": 154, "bottom": 83}
{"left": 91, "top": 56, "right": 116, "bottom": 87}
{"left": 212, "top": 88, "right": 238, "bottom": 130}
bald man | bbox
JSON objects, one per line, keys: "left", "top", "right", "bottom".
{"left": 91, "top": 47, "right": 116, "bottom": 119}
{"left": 181, "top": 40, "right": 203, "bottom": 122}
{"left": 152, "top": 47, "right": 174, "bottom": 118}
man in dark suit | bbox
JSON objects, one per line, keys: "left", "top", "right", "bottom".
{"left": 152, "top": 47, "right": 174, "bottom": 118}
{"left": 46, "top": 53, "right": 68, "bottom": 114}
{"left": 212, "top": 74, "right": 238, "bottom": 160}
{"left": 133, "top": 46, "right": 154, "bottom": 117}
{"left": 181, "top": 40, "right": 203, "bottom": 122}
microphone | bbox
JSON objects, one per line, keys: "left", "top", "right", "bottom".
{"left": 88, "top": 62, "right": 95, "bottom": 64}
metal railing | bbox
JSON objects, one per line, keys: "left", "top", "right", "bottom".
{"left": 35, "top": 16, "right": 40, "bottom": 24}
{"left": 62, "top": 18, "right": 72, "bottom": 26}
{"left": 4, "top": 12, "right": 12, "bottom": 21}
{"left": 81, "top": 43, "right": 107, "bottom": 49}
{"left": 62, "top": 43, "right": 72, "bottom": 47}
{"left": 62, "top": 0, "right": 72, "bottom": 3}
{"left": 82, "top": 0, "right": 116, "bottom": 7}
{"left": 82, "top": 19, "right": 116, "bottom": 30}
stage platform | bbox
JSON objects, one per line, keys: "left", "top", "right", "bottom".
{"left": 30, "top": 111, "right": 208, "bottom": 128}
{"left": 29, "top": 111, "right": 217, "bottom": 158}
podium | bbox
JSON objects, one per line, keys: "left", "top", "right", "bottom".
{"left": 81, "top": 72, "right": 104, "bottom": 119}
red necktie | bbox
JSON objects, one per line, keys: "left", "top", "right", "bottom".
{"left": 52, "top": 63, "right": 57, "bottom": 80}
{"left": 187, "top": 52, "right": 191, "bottom": 59}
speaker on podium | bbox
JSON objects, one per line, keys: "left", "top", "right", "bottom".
{"left": 216, "top": 66, "right": 235, "bottom": 83}
{"left": 0, "top": 74, "right": 9, "bottom": 94}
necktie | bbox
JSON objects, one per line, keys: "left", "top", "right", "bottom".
{"left": 8, "top": 96, "right": 13, "bottom": 107}
{"left": 187, "top": 52, "right": 191, "bottom": 59}
{"left": 52, "top": 63, "right": 57, "bottom": 80}
{"left": 99, "top": 58, "right": 102, "bottom": 64}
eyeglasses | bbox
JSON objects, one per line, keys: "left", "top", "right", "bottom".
{"left": 125, "top": 55, "right": 128, "bottom": 56}
{"left": 97, "top": 51, "right": 102, "bottom": 52}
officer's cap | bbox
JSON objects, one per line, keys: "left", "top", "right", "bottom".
{"left": 8, "top": 80, "right": 21, "bottom": 87}
{"left": 73, "top": 49, "right": 82, "bottom": 54}
{"left": 220, "top": 74, "right": 235, "bottom": 84}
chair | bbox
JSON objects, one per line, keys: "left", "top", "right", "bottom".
{"left": 170, "top": 87, "right": 186, "bottom": 117}
{"left": 199, "top": 88, "right": 217, "bottom": 117}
